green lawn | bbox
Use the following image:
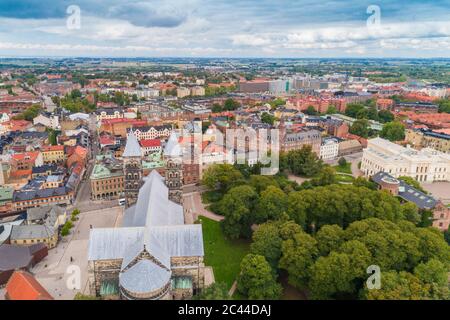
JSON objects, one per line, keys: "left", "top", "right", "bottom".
{"left": 335, "top": 174, "right": 355, "bottom": 183}
{"left": 333, "top": 163, "right": 352, "bottom": 174}
{"left": 199, "top": 216, "right": 250, "bottom": 290}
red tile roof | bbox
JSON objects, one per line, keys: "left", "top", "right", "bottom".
{"left": 5, "top": 271, "right": 53, "bottom": 300}
{"left": 140, "top": 139, "right": 161, "bottom": 148}
{"left": 42, "top": 145, "right": 64, "bottom": 152}
{"left": 11, "top": 151, "right": 40, "bottom": 162}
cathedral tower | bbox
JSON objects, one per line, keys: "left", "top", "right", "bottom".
{"left": 123, "top": 130, "right": 143, "bottom": 208}
{"left": 163, "top": 132, "right": 183, "bottom": 205}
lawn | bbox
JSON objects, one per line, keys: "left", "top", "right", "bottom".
{"left": 333, "top": 163, "right": 352, "bottom": 174}
{"left": 335, "top": 174, "right": 355, "bottom": 183}
{"left": 199, "top": 216, "right": 250, "bottom": 290}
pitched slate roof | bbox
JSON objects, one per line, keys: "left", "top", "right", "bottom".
{"left": 122, "top": 130, "right": 142, "bottom": 158}
{"left": 372, "top": 171, "right": 438, "bottom": 210}
{"left": 163, "top": 131, "right": 182, "bottom": 157}
{"left": 122, "top": 170, "right": 184, "bottom": 228}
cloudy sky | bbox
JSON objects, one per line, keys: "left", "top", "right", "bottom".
{"left": 0, "top": 0, "right": 449, "bottom": 58}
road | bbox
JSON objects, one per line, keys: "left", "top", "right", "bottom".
{"left": 71, "top": 114, "right": 106, "bottom": 212}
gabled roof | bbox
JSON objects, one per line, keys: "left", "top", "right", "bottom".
{"left": 122, "top": 170, "right": 184, "bottom": 228}
{"left": 6, "top": 271, "right": 53, "bottom": 300}
{"left": 122, "top": 130, "right": 142, "bottom": 158}
{"left": 163, "top": 131, "right": 182, "bottom": 157}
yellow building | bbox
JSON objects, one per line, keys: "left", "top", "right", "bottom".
{"left": 10, "top": 225, "right": 58, "bottom": 249}
{"left": 41, "top": 145, "right": 66, "bottom": 164}
{"left": 406, "top": 129, "right": 450, "bottom": 153}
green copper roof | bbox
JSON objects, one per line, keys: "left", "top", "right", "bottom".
{"left": 0, "top": 186, "right": 13, "bottom": 203}
{"left": 171, "top": 277, "right": 192, "bottom": 289}
{"left": 90, "top": 164, "right": 123, "bottom": 180}
{"left": 100, "top": 279, "right": 119, "bottom": 296}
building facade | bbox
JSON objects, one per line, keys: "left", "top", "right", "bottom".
{"left": 361, "top": 137, "right": 450, "bottom": 182}
{"left": 320, "top": 138, "right": 339, "bottom": 160}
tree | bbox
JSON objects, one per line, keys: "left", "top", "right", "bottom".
{"left": 286, "top": 145, "right": 323, "bottom": 177}
{"left": 70, "top": 89, "right": 82, "bottom": 99}
{"left": 401, "top": 202, "right": 421, "bottom": 224}
{"left": 201, "top": 164, "right": 243, "bottom": 192}
{"left": 437, "top": 98, "right": 450, "bottom": 113}
{"left": 345, "top": 103, "right": 365, "bottom": 118}
{"left": 326, "top": 105, "right": 338, "bottom": 114}
{"left": 366, "top": 107, "right": 379, "bottom": 121}
{"left": 338, "top": 157, "right": 347, "bottom": 167}
{"left": 251, "top": 221, "right": 283, "bottom": 269}
{"left": 378, "top": 110, "right": 395, "bottom": 123}
{"left": 349, "top": 119, "right": 369, "bottom": 138}
{"left": 308, "top": 252, "right": 358, "bottom": 299}
{"left": 279, "top": 231, "right": 318, "bottom": 289}
{"left": 193, "top": 282, "right": 230, "bottom": 300}
{"left": 315, "top": 224, "right": 345, "bottom": 256}
{"left": 261, "top": 112, "right": 276, "bottom": 125}
{"left": 364, "top": 271, "right": 430, "bottom": 300}
{"left": 249, "top": 175, "right": 279, "bottom": 193}
{"left": 255, "top": 186, "right": 288, "bottom": 222}
{"left": 219, "top": 185, "right": 258, "bottom": 239}
{"left": 13, "top": 104, "right": 41, "bottom": 121}
{"left": 304, "top": 106, "right": 318, "bottom": 115}
{"left": 414, "top": 259, "right": 448, "bottom": 287}
{"left": 212, "top": 103, "right": 222, "bottom": 113}
{"left": 352, "top": 177, "right": 377, "bottom": 190}
{"left": 223, "top": 98, "right": 240, "bottom": 111}
{"left": 311, "top": 166, "right": 337, "bottom": 186}
{"left": 237, "top": 254, "right": 282, "bottom": 299}
{"left": 380, "top": 121, "right": 405, "bottom": 141}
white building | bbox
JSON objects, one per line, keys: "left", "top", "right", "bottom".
{"left": 320, "top": 138, "right": 339, "bottom": 160}
{"left": 33, "top": 113, "right": 60, "bottom": 130}
{"left": 95, "top": 109, "right": 123, "bottom": 122}
{"left": 361, "top": 137, "right": 450, "bottom": 183}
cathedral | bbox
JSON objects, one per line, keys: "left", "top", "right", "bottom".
{"left": 87, "top": 131, "right": 205, "bottom": 300}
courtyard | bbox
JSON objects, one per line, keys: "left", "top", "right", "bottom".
{"left": 28, "top": 206, "right": 123, "bottom": 300}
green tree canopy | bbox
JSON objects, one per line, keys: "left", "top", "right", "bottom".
{"left": 380, "top": 121, "right": 405, "bottom": 141}
{"left": 237, "top": 254, "right": 282, "bottom": 300}
{"left": 201, "top": 164, "right": 244, "bottom": 192}
{"left": 193, "top": 282, "right": 230, "bottom": 300}
{"left": 349, "top": 119, "right": 370, "bottom": 138}
{"left": 219, "top": 185, "right": 258, "bottom": 239}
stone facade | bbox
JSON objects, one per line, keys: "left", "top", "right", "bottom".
{"left": 123, "top": 157, "right": 142, "bottom": 207}
{"left": 165, "top": 157, "right": 183, "bottom": 205}
{"left": 88, "top": 256, "right": 205, "bottom": 300}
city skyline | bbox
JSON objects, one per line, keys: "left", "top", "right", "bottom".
{"left": 0, "top": 0, "right": 449, "bottom": 58}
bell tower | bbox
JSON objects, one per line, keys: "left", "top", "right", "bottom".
{"left": 163, "top": 132, "right": 183, "bottom": 205}
{"left": 123, "top": 130, "right": 143, "bottom": 208}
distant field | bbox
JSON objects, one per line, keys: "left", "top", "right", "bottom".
{"left": 199, "top": 216, "right": 250, "bottom": 290}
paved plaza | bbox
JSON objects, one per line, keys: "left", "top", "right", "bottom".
{"left": 29, "top": 206, "right": 123, "bottom": 300}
